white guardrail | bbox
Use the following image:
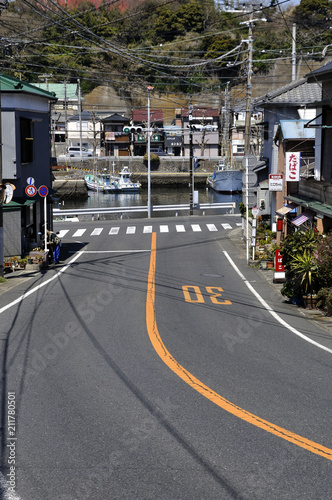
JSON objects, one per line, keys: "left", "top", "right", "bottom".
{"left": 53, "top": 202, "right": 236, "bottom": 218}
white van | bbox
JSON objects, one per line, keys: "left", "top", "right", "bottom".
{"left": 66, "top": 147, "right": 93, "bottom": 157}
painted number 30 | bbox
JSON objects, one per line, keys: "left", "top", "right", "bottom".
{"left": 182, "top": 286, "right": 232, "bottom": 305}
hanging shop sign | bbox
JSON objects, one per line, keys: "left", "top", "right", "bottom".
{"left": 285, "top": 152, "right": 300, "bottom": 182}
{"left": 269, "top": 174, "right": 283, "bottom": 191}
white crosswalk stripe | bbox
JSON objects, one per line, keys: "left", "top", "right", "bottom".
{"left": 73, "top": 229, "right": 86, "bottom": 237}
{"left": 57, "top": 230, "right": 69, "bottom": 238}
{"left": 206, "top": 224, "right": 217, "bottom": 231}
{"left": 91, "top": 228, "right": 103, "bottom": 236}
{"left": 59, "top": 221, "right": 240, "bottom": 238}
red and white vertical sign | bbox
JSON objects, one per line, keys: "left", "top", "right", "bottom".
{"left": 274, "top": 249, "right": 285, "bottom": 281}
{"left": 285, "top": 152, "right": 300, "bottom": 181}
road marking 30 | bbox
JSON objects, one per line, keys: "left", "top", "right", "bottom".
{"left": 146, "top": 232, "right": 332, "bottom": 462}
{"left": 182, "top": 285, "right": 232, "bottom": 304}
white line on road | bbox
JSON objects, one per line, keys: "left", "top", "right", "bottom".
{"left": 73, "top": 229, "right": 86, "bottom": 237}
{"left": 126, "top": 226, "right": 136, "bottom": 234}
{"left": 191, "top": 224, "right": 202, "bottom": 232}
{"left": 144, "top": 226, "right": 153, "bottom": 233}
{"left": 176, "top": 225, "right": 186, "bottom": 232}
{"left": 109, "top": 227, "right": 120, "bottom": 234}
{"left": 160, "top": 225, "right": 169, "bottom": 233}
{"left": 206, "top": 224, "right": 217, "bottom": 231}
{"left": 91, "top": 228, "right": 103, "bottom": 235}
{"left": 221, "top": 223, "right": 232, "bottom": 230}
{"left": 223, "top": 250, "right": 332, "bottom": 355}
{"left": 57, "top": 229, "right": 69, "bottom": 238}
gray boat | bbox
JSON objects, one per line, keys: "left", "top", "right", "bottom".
{"left": 207, "top": 161, "right": 243, "bottom": 193}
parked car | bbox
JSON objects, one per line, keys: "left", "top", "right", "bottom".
{"left": 150, "top": 147, "right": 167, "bottom": 156}
{"left": 66, "top": 147, "right": 93, "bottom": 157}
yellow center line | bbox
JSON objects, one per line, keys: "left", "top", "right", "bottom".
{"left": 146, "top": 232, "right": 332, "bottom": 461}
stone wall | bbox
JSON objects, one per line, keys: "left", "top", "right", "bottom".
{"left": 58, "top": 156, "right": 243, "bottom": 174}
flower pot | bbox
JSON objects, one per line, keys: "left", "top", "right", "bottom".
{"left": 303, "top": 295, "right": 317, "bottom": 310}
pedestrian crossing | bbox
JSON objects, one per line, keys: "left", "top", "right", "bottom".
{"left": 56, "top": 222, "right": 242, "bottom": 239}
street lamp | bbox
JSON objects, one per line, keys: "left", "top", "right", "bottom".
{"left": 147, "top": 85, "right": 154, "bottom": 218}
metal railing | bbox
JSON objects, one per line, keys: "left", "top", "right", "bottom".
{"left": 53, "top": 202, "right": 236, "bottom": 219}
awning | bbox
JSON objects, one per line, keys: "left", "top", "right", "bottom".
{"left": 3, "top": 198, "right": 35, "bottom": 211}
{"left": 276, "top": 203, "right": 296, "bottom": 215}
{"left": 291, "top": 212, "right": 312, "bottom": 226}
{"left": 285, "top": 195, "right": 332, "bottom": 219}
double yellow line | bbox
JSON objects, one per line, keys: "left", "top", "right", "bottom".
{"left": 146, "top": 232, "right": 332, "bottom": 461}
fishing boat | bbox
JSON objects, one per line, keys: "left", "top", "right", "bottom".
{"left": 207, "top": 161, "right": 243, "bottom": 193}
{"left": 85, "top": 172, "right": 120, "bottom": 193}
{"left": 85, "top": 167, "right": 140, "bottom": 193}
{"left": 116, "top": 166, "right": 141, "bottom": 193}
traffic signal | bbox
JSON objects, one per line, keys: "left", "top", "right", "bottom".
{"left": 194, "top": 157, "right": 201, "bottom": 169}
{"left": 123, "top": 126, "right": 143, "bottom": 133}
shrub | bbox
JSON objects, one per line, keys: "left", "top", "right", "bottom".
{"left": 143, "top": 153, "right": 160, "bottom": 164}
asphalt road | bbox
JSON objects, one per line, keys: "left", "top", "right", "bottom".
{"left": 0, "top": 215, "right": 332, "bottom": 499}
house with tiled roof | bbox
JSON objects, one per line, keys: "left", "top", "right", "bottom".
{"left": 0, "top": 73, "right": 57, "bottom": 258}
{"left": 252, "top": 78, "right": 322, "bottom": 225}
{"left": 101, "top": 113, "right": 131, "bottom": 157}
{"left": 130, "top": 109, "right": 164, "bottom": 156}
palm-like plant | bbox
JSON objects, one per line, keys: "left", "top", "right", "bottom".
{"left": 289, "top": 249, "right": 318, "bottom": 297}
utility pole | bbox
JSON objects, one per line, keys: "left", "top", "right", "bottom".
{"left": 147, "top": 85, "right": 153, "bottom": 218}
{"left": 64, "top": 80, "right": 68, "bottom": 150}
{"left": 292, "top": 23, "right": 296, "bottom": 81}
{"left": 244, "top": 17, "right": 254, "bottom": 156}
{"left": 224, "top": 81, "right": 230, "bottom": 160}
{"left": 77, "top": 78, "right": 82, "bottom": 159}
{"left": 189, "top": 101, "right": 193, "bottom": 216}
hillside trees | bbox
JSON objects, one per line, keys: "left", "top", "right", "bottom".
{"left": 1, "top": 0, "right": 332, "bottom": 95}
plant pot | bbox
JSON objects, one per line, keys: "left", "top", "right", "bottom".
{"left": 303, "top": 295, "right": 317, "bottom": 310}
{"left": 266, "top": 260, "right": 274, "bottom": 269}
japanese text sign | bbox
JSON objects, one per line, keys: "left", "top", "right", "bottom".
{"left": 285, "top": 152, "right": 300, "bottom": 182}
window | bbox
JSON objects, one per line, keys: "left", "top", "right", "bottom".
{"left": 236, "top": 145, "right": 244, "bottom": 154}
{"left": 20, "top": 117, "right": 33, "bottom": 163}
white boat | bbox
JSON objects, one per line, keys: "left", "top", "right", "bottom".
{"left": 207, "top": 161, "right": 243, "bottom": 193}
{"left": 116, "top": 166, "right": 141, "bottom": 193}
{"left": 85, "top": 167, "right": 140, "bottom": 194}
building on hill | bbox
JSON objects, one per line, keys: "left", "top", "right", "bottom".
{"left": 0, "top": 73, "right": 57, "bottom": 258}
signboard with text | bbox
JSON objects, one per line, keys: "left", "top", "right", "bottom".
{"left": 269, "top": 174, "right": 283, "bottom": 191}
{"left": 285, "top": 152, "right": 300, "bottom": 182}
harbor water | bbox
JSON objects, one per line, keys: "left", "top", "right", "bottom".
{"left": 55, "top": 186, "right": 242, "bottom": 220}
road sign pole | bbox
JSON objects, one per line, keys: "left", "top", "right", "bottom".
{"left": 44, "top": 195, "right": 47, "bottom": 254}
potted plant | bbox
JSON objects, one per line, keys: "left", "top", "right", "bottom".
{"left": 289, "top": 250, "right": 318, "bottom": 309}
{"left": 18, "top": 258, "right": 27, "bottom": 269}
